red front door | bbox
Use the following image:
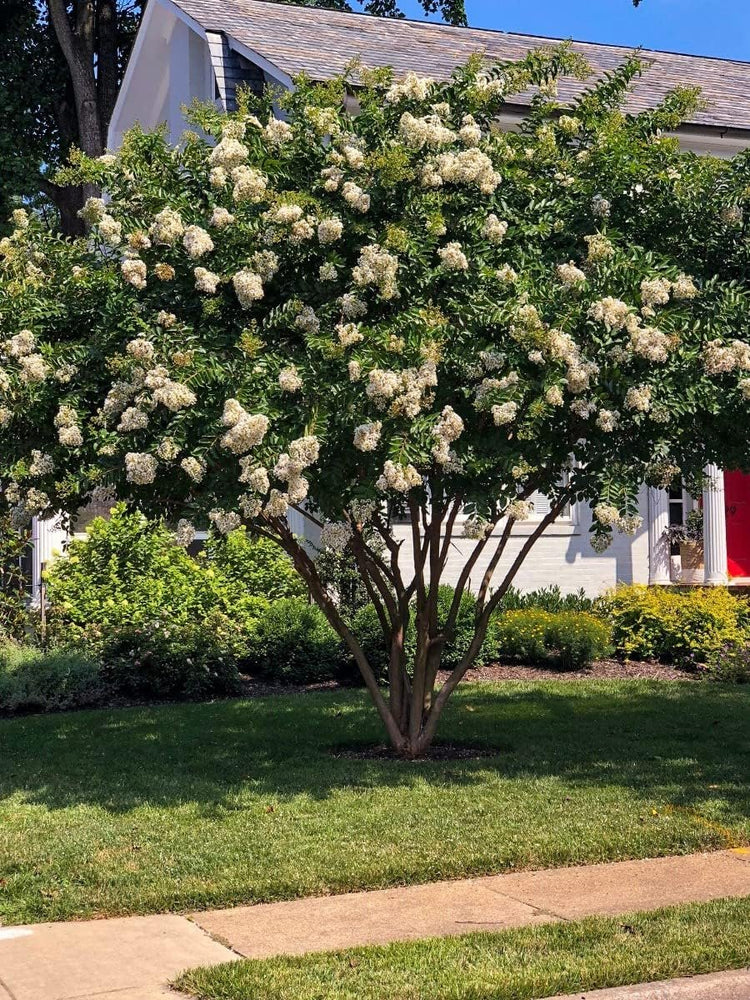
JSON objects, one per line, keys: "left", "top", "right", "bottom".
{"left": 725, "top": 471, "right": 750, "bottom": 578}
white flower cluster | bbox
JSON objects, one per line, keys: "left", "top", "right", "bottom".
{"left": 264, "top": 118, "right": 294, "bottom": 147}
{"left": 195, "top": 267, "right": 221, "bottom": 294}
{"left": 506, "top": 499, "right": 533, "bottom": 521}
{"left": 320, "top": 522, "right": 353, "bottom": 552}
{"left": 459, "top": 114, "right": 482, "bottom": 146}
{"left": 278, "top": 366, "right": 303, "bottom": 393}
{"left": 556, "top": 261, "right": 586, "bottom": 287}
{"left": 385, "top": 71, "right": 435, "bottom": 103}
{"left": 209, "top": 509, "right": 242, "bottom": 535}
{"left": 341, "top": 181, "right": 371, "bottom": 213}
{"left": 399, "top": 112, "right": 457, "bottom": 150}
{"left": 337, "top": 322, "right": 364, "bottom": 346}
{"left": 232, "top": 166, "right": 268, "bottom": 203}
{"left": 233, "top": 269, "right": 264, "bottom": 308}
{"left": 150, "top": 208, "right": 184, "bottom": 245}
{"left": 117, "top": 407, "right": 149, "bottom": 433}
{"left": 588, "top": 297, "right": 631, "bottom": 331}
{"left": 671, "top": 274, "right": 698, "bottom": 300}
{"left": 640, "top": 277, "right": 671, "bottom": 308}
{"left": 462, "top": 516, "right": 493, "bottom": 540}
{"left": 584, "top": 233, "right": 614, "bottom": 262}
{"left": 318, "top": 218, "right": 344, "bottom": 244}
{"left": 29, "top": 450, "right": 55, "bottom": 477}
{"left": 175, "top": 519, "right": 196, "bottom": 548}
{"left": 340, "top": 293, "right": 368, "bottom": 319}
{"left": 438, "top": 242, "right": 469, "bottom": 271}
{"left": 624, "top": 385, "right": 652, "bottom": 412}
{"left": 156, "top": 437, "right": 181, "bottom": 460}
{"left": 491, "top": 401, "right": 518, "bottom": 426}
{"left": 152, "top": 379, "right": 196, "bottom": 412}
{"left": 376, "top": 460, "right": 422, "bottom": 493}
{"left": 366, "top": 362, "right": 437, "bottom": 418}
{"left": 353, "top": 420, "right": 382, "bottom": 452}
{"left": 591, "top": 194, "right": 611, "bottom": 218}
{"left": 703, "top": 339, "right": 750, "bottom": 375}
{"left": 210, "top": 206, "right": 235, "bottom": 229}
{"left": 270, "top": 436, "right": 320, "bottom": 508}
{"left": 630, "top": 326, "right": 673, "bottom": 363}
{"left": 126, "top": 338, "right": 155, "bottom": 361}
{"left": 432, "top": 405, "right": 463, "bottom": 465}
{"left": 125, "top": 452, "right": 158, "bottom": 485}
{"left": 180, "top": 456, "right": 205, "bottom": 482}
{"left": 121, "top": 258, "right": 146, "bottom": 289}
{"left": 295, "top": 306, "right": 320, "bottom": 334}
{"left": 183, "top": 225, "right": 214, "bottom": 259}
{"left": 483, "top": 214, "right": 508, "bottom": 243}
{"left": 209, "top": 136, "right": 249, "bottom": 170}
{"left": 55, "top": 405, "right": 83, "bottom": 447}
{"left": 596, "top": 408, "right": 619, "bottom": 432}
{"left": 17, "top": 353, "right": 48, "bottom": 384}
{"left": 352, "top": 245, "right": 399, "bottom": 299}
{"left": 79, "top": 197, "right": 106, "bottom": 225}
{"left": 238, "top": 462, "right": 270, "bottom": 493}
{"left": 98, "top": 215, "right": 122, "bottom": 247}
{"left": 220, "top": 399, "right": 270, "bottom": 454}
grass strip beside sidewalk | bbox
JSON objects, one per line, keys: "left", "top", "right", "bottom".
{"left": 176, "top": 895, "right": 750, "bottom": 1000}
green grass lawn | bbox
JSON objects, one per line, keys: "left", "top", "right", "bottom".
{"left": 175, "top": 896, "right": 750, "bottom": 1000}
{"left": 1, "top": 679, "right": 750, "bottom": 925}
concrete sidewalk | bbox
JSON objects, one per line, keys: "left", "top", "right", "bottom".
{"left": 1, "top": 849, "right": 749, "bottom": 1000}
{"left": 543, "top": 968, "right": 750, "bottom": 999}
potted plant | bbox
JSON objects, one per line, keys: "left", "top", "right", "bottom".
{"left": 664, "top": 509, "right": 704, "bottom": 581}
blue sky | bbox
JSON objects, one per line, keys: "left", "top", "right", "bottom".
{"left": 398, "top": 1, "right": 750, "bottom": 62}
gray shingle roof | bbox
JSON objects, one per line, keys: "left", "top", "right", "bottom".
{"left": 171, "top": 0, "right": 750, "bottom": 132}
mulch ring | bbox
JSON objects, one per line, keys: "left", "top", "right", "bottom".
{"left": 442, "top": 659, "right": 699, "bottom": 684}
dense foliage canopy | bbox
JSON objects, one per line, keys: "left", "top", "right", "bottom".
{"left": 3, "top": 50, "right": 750, "bottom": 751}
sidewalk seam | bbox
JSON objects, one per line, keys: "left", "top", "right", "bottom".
{"left": 481, "top": 888, "right": 572, "bottom": 924}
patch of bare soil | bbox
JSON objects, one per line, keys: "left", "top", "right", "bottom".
{"left": 441, "top": 659, "right": 698, "bottom": 684}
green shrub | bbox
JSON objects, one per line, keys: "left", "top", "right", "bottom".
{"left": 242, "top": 598, "right": 349, "bottom": 684}
{"left": 494, "top": 609, "right": 611, "bottom": 669}
{"left": 98, "top": 612, "right": 243, "bottom": 700}
{"left": 703, "top": 642, "right": 750, "bottom": 683}
{"left": 204, "top": 527, "right": 305, "bottom": 603}
{"left": 0, "top": 642, "right": 103, "bottom": 713}
{"left": 597, "top": 586, "right": 750, "bottom": 664}
{"left": 500, "top": 585, "right": 595, "bottom": 613}
{"left": 0, "top": 518, "right": 32, "bottom": 640}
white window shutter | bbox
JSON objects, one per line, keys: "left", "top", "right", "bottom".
{"left": 528, "top": 490, "right": 553, "bottom": 519}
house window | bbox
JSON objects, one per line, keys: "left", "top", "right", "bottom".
{"left": 668, "top": 486, "right": 688, "bottom": 555}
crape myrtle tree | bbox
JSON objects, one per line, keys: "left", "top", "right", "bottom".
{"left": 3, "top": 51, "right": 750, "bottom": 755}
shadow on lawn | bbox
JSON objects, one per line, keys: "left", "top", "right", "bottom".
{"left": 1, "top": 681, "right": 749, "bottom": 826}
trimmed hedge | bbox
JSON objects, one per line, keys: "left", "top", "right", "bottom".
{"left": 0, "top": 643, "right": 104, "bottom": 713}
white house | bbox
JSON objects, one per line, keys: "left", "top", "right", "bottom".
{"left": 31, "top": 0, "right": 750, "bottom": 597}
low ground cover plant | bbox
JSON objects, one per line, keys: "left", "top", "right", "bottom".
{"left": 0, "top": 642, "right": 103, "bottom": 714}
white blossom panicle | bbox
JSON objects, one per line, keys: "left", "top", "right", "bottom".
{"left": 507, "top": 499, "right": 533, "bottom": 521}
{"left": 640, "top": 277, "right": 671, "bottom": 308}
{"left": 29, "top": 450, "right": 55, "bottom": 477}
{"left": 126, "top": 338, "right": 155, "bottom": 361}
{"left": 434, "top": 148, "right": 501, "bottom": 193}
{"left": 117, "top": 407, "right": 149, "bottom": 433}
{"left": 343, "top": 145, "right": 366, "bottom": 170}
{"left": 624, "top": 385, "right": 652, "bottom": 412}
{"left": 588, "top": 297, "right": 631, "bottom": 331}
{"left": 210, "top": 167, "right": 227, "bottom": 189}
{"left": 152, "top": 379, "right": 196, "bottom": 412}
{"left": 278, "top": 366, "right": 303, "bottom": 393}
{"left": 264, "top": 489, "right": 289, "bottom": 519}
{"left": 156, "top": 438, "right": 181, "bottom": 461}
{"left": 702, "top": 339, "right": 750, "bottom": 375}
{"left": 630, "top": 326, "right": 672, "bottom": 363}
{"left": 591, "top": 194, "right": 611, "bottom": 218}
{"left": 340, "top": 293, "right": 368, "bottom": 319}
{"left": 175, "top": 519, "right": 196, "bottom": 548}
{"left": 319, "top": 262, "right": 338, "bottom": 281}
{"left": 462, "top": 516, "right": 493, "bottom": 540}
{"left": 385, "top": 71, "right": 435, "bottom": 103}
{"left": 210, "top": 206, "right": 235, "bottom": 229}
{"left": 127, "top": 230, "right": 151, "bottom": 253}
{"left": 183, "top": 225, "right": 214, "bottom": 259}
{"left": 337, "top": 322, "right": 364, "bottom": 347}
{"left": 232, "top": 165, "right": 268, "bottom": 204}
{"left": 154, "top": 263, "right": 175, "bottom": 281}
{"left": 293, "top": 305, "right": 319, "bottom": 335}
{"left": 157, "top": 311, "right": 177, "bottom": 328}
{"left": 545, "top": 385, "right": 565, "bottom": 406}
{"left": 671, "top": 274, "right": 698, "bottom": 300}
{"left": 438, "top": 242, "right": 469, "bottom": 271}
{"left": 352, "top": 245, "right": 399, "bottom": 299}
{"left": 251, "top": 250, "right": 279, "bottom": 281}
{"left": 209, "top": 137, "right": 249, "bottom": 170}
{"left": 150, "top": 208, "right": 184, "bottom": 245}
{"left": 238, "top": 462, "right": 270, "bottom": 493}
{"left": 125, "top": 452, "right": 158, "bottom": 485}
{"left": 399, "top": 112, "right": 457, "bottom": 150}
{"left": 264, "top": 118, "right": 294, "bottom": 146}
{"left": 121, "top": 258, "right": 147, "bottom": 289}
{"left": 320, "top": 522, "right": 353, "bottom": 552}
{"left": 596, "top": 408, "right": 620, "bottom": 432}
{"left": 459, "top": 114, "right": 483, "bottom": 146}
{"left": 432, "top": 405, "right": 464, "bottom": 464}
{"left": 584, "top": 233, "right": 614, "bottom": 262}
{"left": 483, "top": 214, "right": 508, "bottom": 243}
{"left": 220, "top": 406, "right": 270, "bottom": 454}
{"left": 12, "top": 208, "right": 29, "bottom": 229}
{"left": 556, "top": 261, "right": 586, "bottom": 286}
{"left": 98, "top": 214, "right": 122, "bottom": 247}
{"left": 233, "top": 269, "right": 264, "bottom": 308}
{"left": 19, "top": 354, "right": 49, "bottom": 383}
{"left": 239, "top": 494, "right": 263, "bottom": 519}
{"left": 8, "top": 329, "right": 35, "bottom": 357}
{"left": 0, "top": 406, "right": 11, "bottom": 428}
{"left": 288, "top": 435, "right": 320, "bottom": 469}
{"left": 496, "top": 264, "right": 518, "bottom": 284}
{"left": 353, "top": 421, "right": 382, "bottom": 452}
{"left": 321, "top": 165, "right": 344, "bottom": 191}
{"left": 593, "top": 503, "right": 620, "bottom": 527}
{"left": 376, "top": 460, "right": 422, "bottom": 493}
{"left": 209, "top": 509, "right": 241, "bottom": 535}
{"left": 491, "top": 401, "right": 518, "bottom": 426}
{"left": 180, "top": 456, "right": 205, "bottom": 482}
{"left": 79, "top": 197, "right": 106, "bottom": 224}
{"left": 341, "top": 181, "right": 371, "bottom": 213}
{"left": 318, "top": 218, "right": 344, "bottom": 244}
{"left": 348, "top": 360, "right": 362, "bottom": 381}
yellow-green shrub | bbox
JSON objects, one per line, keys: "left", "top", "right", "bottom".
{"left": 597, "top": 586, "right": 750, "bottom": 664}
{"left": 494, "top": 609, "right": 612, "bottom": 669}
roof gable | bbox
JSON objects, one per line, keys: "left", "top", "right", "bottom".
{"left": 167, "top": 0, "right": 750, "bottom": 133}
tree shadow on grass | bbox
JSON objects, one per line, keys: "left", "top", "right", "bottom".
{"left": 2, "top": 680, "right": 749, "bottom": 830}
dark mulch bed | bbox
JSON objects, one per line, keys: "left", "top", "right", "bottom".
{"left": 441, "top": 659, "right": 698, "bottom": 684}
